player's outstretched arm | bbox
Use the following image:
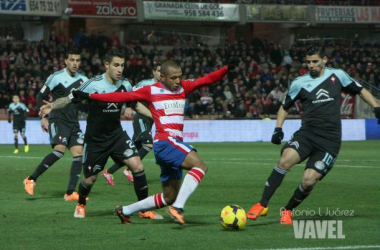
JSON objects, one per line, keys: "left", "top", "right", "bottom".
{"left": 271, "top": 105, "right": 288, "bottom": 145}
{"left": 358, "top": 88, "right": 380, "bottom": 123}
{"left": 39, "top": 97, "right": 71, "bottom": 118}
{"left": 90, "top": 88, "right": 148, "bottom": 103}
{"left": 134, "top": 102, "right": 152, "bottom": 118}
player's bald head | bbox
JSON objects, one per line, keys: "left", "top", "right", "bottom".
{"left": 161, "top": 61, "right": 181, "bottom": 76}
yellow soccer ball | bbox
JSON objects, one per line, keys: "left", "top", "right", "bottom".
{"left": 220, "top": 205, "right": 247, "bottom": 231}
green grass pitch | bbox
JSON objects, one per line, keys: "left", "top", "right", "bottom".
{"left": 0, "top": 141, "right": 379, "bottom": 250}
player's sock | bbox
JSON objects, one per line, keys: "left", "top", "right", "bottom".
{"left": 78, "top": 181, "right": 92, "bottom": 206}
{"left": 284, "top": 184, "right": 312, "bottom": 210}
{"left": 260, "top": 166, "right": 287, "bottom": 207}
{"left": 14, "top": 137, "right": 18, "bottom": 149}
{"left": 138, "top": 145, "right": 152, "bottom": 160}
{"left": 29, "top": 150, "right": 64, "bottom": 181}
{"left": 122, "top": 193, "right": 167, "bottom": 215}
{"left": 66, "top": 156, "right": 82, "bottom": 195}
{"left": 22, "top": 136, "right": 28, "bottom": 145}
{"left": 107, "top": 163, "right": 123, "bottom": 174}
{"left": 172, "top": 167, "right": 205, "bottom": 209}
{"left": 132, "top": 170, "right": 148, "bottom": 201}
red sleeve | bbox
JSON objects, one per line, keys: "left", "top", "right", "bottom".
{"left": 90, "top": 86, "right": 151, "bottom": 103}
{"left": 182, "top": 66, "right": 228, "bottom": 94}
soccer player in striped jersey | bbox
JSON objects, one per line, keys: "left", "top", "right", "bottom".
{"left": 39, "top": 50, "right": 162, "bottom": 220}
{"left": 69, "top": 58, "right": 240, "bottom": 224}
{"left": 102, "top": 64, "right": 161, "bottom": 185}
{"left": 246, "top": 44, "right": 380, "bottom": 225}
{"left": 8, "top": 95, "right": 29, "bottom": 154}
{"left": 23, "top": 48, "right": 88, "bottom": 200}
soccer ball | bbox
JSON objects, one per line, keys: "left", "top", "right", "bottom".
{"left": 220, "top": 205, "right": 247, "bottom": 231}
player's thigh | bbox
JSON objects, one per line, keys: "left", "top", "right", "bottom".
{"left": 67, "top": 124, "right": 84, "bottom": 150}
{"left": 82, "top": 141, "right": 110, "bottom": 177}
{"left": 121, "top": 156, "right": 143, "bottom": 172}
{"left": 280, "top": 130, "right": 314, "bottom": 170}
{"left": 154, "top": 138, "right": 195, "bottom": 168}
{"left": 110, "top": 131, "right": 140, "bottom": 169}
{"left": 162, "top": 179, "right": 182, "bottom": 204}
{"left": 305, "top": 149, "right": 337, "bottom": 181}
{"left": 48, "top": 121, "right": 72, "bottom": 148}
{"left": 181, "top": 151, "right": 207, "bottom": 172}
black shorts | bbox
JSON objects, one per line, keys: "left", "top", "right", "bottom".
{"left": 132, "top": 113, "right": 154, "bottom": 144}
{"left": 13, "top": 121, "right": 26, "bottom": 134}
{"left": 48, "top": 121, "right": 84, "bottom": 148}
{"left": 82, "top": 131, "right": 139, "bottom": 177}
{"left": 281, "top": 129, "right": 340, "bottom": 178}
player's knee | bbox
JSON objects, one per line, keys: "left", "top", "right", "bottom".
{"left": 301, "top": 177, "right": 317, "bottom": 190}
{"left": 277, "top": 157, "right": 294, "bottom": 171}
{"left": 129, "top": 161, "right": 144, "bottom": 172}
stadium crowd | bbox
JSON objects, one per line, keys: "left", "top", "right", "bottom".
{"left": 0, "top": 30, "right": 379, "bottom": 119}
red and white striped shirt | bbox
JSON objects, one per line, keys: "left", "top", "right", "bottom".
{"left": 90, "top": 66, "right": 228, "bottom": 141}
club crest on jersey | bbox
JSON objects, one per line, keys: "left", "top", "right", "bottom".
{"left": 331, "top": 76, "right": 336, "bottom": 84}
{"left": 160, "top": 89, "right": 164, "bottom": 93}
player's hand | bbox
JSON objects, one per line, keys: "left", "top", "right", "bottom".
{"left": 39, "top": 100, "right": 54, "bottom": 118}
{"left": 124, "top": 107, "right": 133, "bottom": 119}
{"left": 41, "top": 117, "right": 49, "bottom": 133}
{"left": 69, "top": 90, "right": 90, "bottom": 103}
{"left": 227, "top": 57, "right": 240, "bottom": 71}
{"left": 271, "top": 127, "right": 284, "bottom": 145}
{"left": 373, "top": 107, "right": 380, "bottom": 124}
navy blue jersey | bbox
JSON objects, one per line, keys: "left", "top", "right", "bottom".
{"left": 8, "top": 102, "right": 29, "bottom": 122}
{"left": 283, "top": 67, "right": 363, "bottom": 140}
{"left": 78, "top": 74, "right": 133, "bottom": 142}
{"left": 39, "top": 69, "right": 88, "bottom": 125}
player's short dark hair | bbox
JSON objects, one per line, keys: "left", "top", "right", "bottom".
{"left": 306, "top": 43, "right": 326, "bottom": 58}
{"left": 161, "top": 60, "right": 180, "bottom": 76}
{"left": 153, "top": 63, "right": 161, "bottom": 71}
{"left": 104, "top": 49, "right": 125, "bottom": 63}
{"left": 65, "top": 47, "right": 81, "bottom": 59}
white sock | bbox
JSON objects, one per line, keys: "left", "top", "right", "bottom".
{"left": 172, "top": 167, "right": 205, "bottom": 209}
{"left": 122, "top": 193, "right": 166, "bottom": 215}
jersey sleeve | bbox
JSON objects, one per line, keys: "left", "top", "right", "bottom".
{"left": 21, "top": 103, "right": 29, "bottom": 112}
{"left": 123, "top": 79, "right": 133, "bottom": 92}
{"left": 44, "top": 73, "right": 59, "bottom": 91}
{"left": 90, "top": 86, "right": 151, "bottom": 103}
{"left": 78, "top": 79, "right": 95, "bottom": 93}
{"left": 282, "top": 80, "right": 301, "bottom": 110}
{"left": 335, "top": 69, "right": 363, "bottom": 95}
{"left": 181, "top": 66, "right": 228, "bottom": 94}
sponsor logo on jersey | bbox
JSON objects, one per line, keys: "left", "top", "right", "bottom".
{"left": 312, "top": 89, "right": 334, "bottom": 104}
{"left": 163, "top": 100, "right": 185, "bottom": 115}
{"left": 103, "top": 102, "right": 119, "bottom": 113}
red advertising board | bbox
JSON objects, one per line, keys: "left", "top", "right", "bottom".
{"left": 68, "top": 0, "right": 137, "bottom": 18}
{"left": 341, "top": 92, "right": 355, "bottom": 118}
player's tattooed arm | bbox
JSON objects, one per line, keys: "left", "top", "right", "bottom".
{"left": 39, "top": 96, "right": 72, "bottom": 118}
{"left": 52, "top": 96, "right": 72, "bottom": 109}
